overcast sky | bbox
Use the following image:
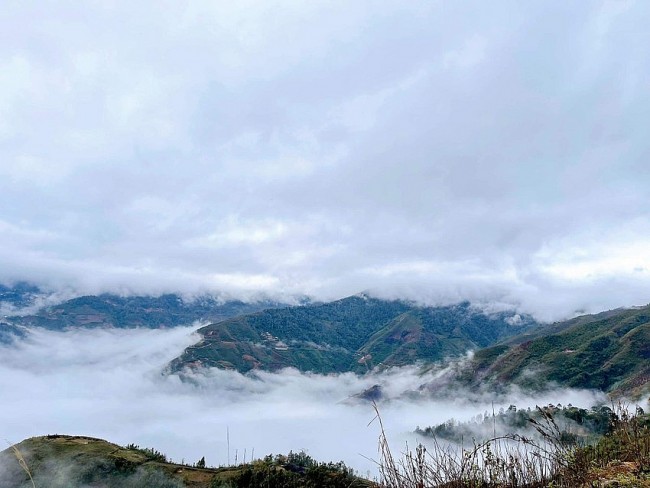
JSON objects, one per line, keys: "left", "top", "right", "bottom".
{"left": 1, "top": 1, "right": 649, "bottom": 319}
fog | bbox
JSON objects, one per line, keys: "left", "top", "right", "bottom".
{"left": 0, "top": 326, "right": 606, "bottom": 477}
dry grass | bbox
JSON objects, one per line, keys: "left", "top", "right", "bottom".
{"left": 375, "top": 402, "right": 650, "bottom": 488}
{"left": 9, "top": 443, "right": 36, "bottom": 488}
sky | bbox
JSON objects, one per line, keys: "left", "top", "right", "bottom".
{"left": 0, "top": 326, "right": 608, "bottom": 475}
{"left": 1, "top": 1, "right": 650, "bottom": 319}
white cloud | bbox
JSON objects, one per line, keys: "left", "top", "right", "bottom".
{"left": 187, "top": 218, "right": 289, "bottom": 247}
{"left": 443, "top": 35, "right": 487, "bottom": 69}
{"left": 536, "top": 239, "right": 650, "bottom": 281}
{"left": 0, "top": 1, "right": 649, "bottom": 319}
{"left": 0, "top": 327, "right": 608, "bottom": 476}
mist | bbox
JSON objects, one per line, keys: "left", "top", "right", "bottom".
{"left": 0, "top": 326, "right": 606, "bottom": 477}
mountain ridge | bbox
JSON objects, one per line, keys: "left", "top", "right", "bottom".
{"left": 171, "top": 296, "right": 538, "bottom": 374}
{"left": 1, "top": 435, "right": 372, "bottom": 488}
{"left": 2, "top": 290, "right": 281, "bottom": 332}
{"left": 457, "top": 303, "right": 650, "bottom": 397}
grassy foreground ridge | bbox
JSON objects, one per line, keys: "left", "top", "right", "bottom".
{"left": 0, "top": 435, "right": 373, "bottom": 488}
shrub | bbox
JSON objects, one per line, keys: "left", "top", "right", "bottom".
{"left": 377, "top": 402, "right": 650, "bottom": 487}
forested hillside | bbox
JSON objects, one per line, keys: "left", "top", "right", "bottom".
{"left": 463, "top": 305, "right": 650, "bottom": 396}
{"left": 4, "top": 292, "right": 278, "bottom": 331}
{"left": 171, "top": 296, "right": 537, "bottom": 374}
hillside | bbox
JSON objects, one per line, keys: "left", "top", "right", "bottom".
{"left": 0, "top": 435, "right": 373, "bottom": 488}
{"left": 4, "top": 292, "right": 278, "bottom": 331}
{"left": 464, "top": 304, "right": 650, "bottom": 396}
{"left": 171, "top": 296, "right": 537, "bottom": 374}
{"left": 0, "top": 282, "right": 42, "bottom": 311}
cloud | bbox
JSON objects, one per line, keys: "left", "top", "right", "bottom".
{"left": 0, "top": 326, "right": 609, "bottom": 477}
{"left": 1, "top": 2, "right": 649, "bottom": 319}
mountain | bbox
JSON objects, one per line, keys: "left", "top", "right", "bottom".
{"left": 0, "top": 435, "right": 373, "bottom": 488}
{"left": 0, "top": 282, "right": 44, "bottom": 313}
{"left": 5, "top": 292, "right": 279, "bottom": 331}
{"left": 170, "top": 296, "right": 538, "bottom": 374}
{"left": 461, "top": 304, "right": 650, "bottom": 396}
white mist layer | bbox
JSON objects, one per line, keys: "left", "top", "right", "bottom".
{"left": 0, "top": 327, "right": 606, "bottom": 477}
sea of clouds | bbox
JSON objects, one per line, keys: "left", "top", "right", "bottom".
{"left": 0, "top": 325, "right": 607, "bottom": 477}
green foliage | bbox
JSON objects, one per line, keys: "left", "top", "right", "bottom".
{"left": 212, "top": 451, "right": 370, "bottom": 488}
{"left": 2, "top": 436, "right": 374, "bottom": 488}
{"left": 416, "top": 403, "right": 616, "bottom": 444}
{"left": 0, "top": 436, "right": 183, "bottom": 488}
{"left": 125, "top": 443, "right": 168, "bottom": 462}
{"left": 9, "top": 293, "right": 277, "bottom": 330}
{"left": 174, "top": 297, "right": 536, "bottom": 374}
{"left": 467, "top": 304, "right": 650, "bottom": 396}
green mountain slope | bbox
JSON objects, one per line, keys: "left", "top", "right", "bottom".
{"left": 359, "top": 304, "right": 533, "bottom": 368}
{"left": 466, "top": 305, "right": 650, "bottom": 396}
{"left": 0, "top": 435, "right": 373, "bottom": 488}
{"left": 8, "top": 294, "right": 278, "bottom": 331}
{"left": 171, "top": 296, "right": 537, "bottom": 374}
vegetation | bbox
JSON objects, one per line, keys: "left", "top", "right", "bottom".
{"left": 4, "top": 285, "right": 650, "bottom": 486}
{"left": 0, "top": 435, "right": 185, "bottom": 488}
{"left": 6, "top": 293, "right": 278, "bottom": 330}
{"left": 463, "top": 304, "right": 650, "bottom": 397}
{"left": 1, "top": 436, "right": 374, "bottom": 488}
{"left": 377, "top": 403, "right": 650, "bottom": 487}
{"left": 3, "top": 403, "right": 649, "bottom": 487}
{"left": 211, "top": 451, "right": 373, "bottom": 487}
{"left": 416, "top": 403, "right": 617, "bottom": 444}
{"left": 125, "top": 443, "right": 169, "bottom": 463}
{"left": 172, "top": 297, "right": 537, "bottom": 374}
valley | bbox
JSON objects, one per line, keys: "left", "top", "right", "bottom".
{"left": 1, "top": 284, "right": 648, "bottom": 487}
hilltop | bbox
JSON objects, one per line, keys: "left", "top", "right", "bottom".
{"left": 0, "top": 435, "right": 374, "bottom": 488}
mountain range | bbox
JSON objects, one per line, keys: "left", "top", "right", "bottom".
{"left": 1, "top": 287, "right": 278, "bottom": 332}
{"left": 1, "top": 283, "right": 648, "bottom": 396}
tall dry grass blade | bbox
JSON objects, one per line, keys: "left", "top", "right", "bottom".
{"left": 10, "top": 444, "right": 36, "bottom": 488}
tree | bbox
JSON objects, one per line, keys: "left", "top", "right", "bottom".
{"left": 196, "top": 456, "right": 206, "bottom": 468}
